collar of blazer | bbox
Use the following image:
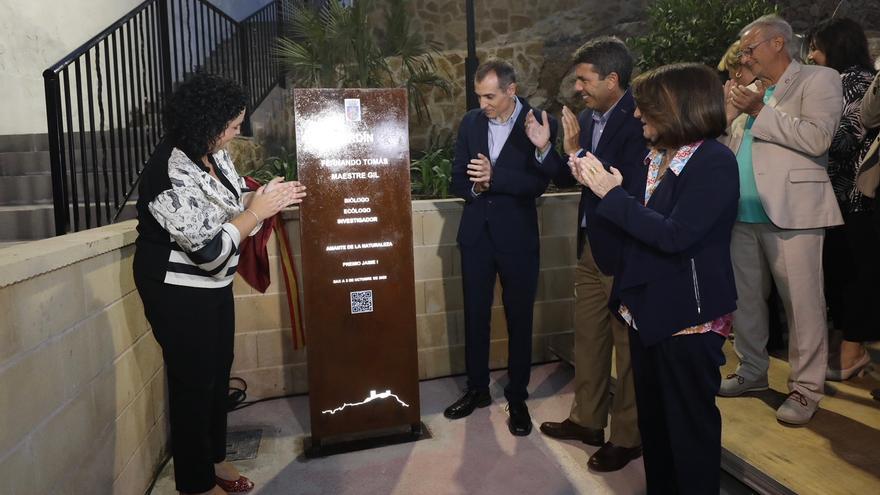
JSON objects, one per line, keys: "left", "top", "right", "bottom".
{"left": 591, "top": 89, "right": 637, "bottom": 156}
{"left": 474, "top": 96, "right": 533, "bottom": 164}
{"left": 763, "top": 60, "right": 802, "bottom": 109}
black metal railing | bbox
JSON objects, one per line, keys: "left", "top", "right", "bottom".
{"left": 43, "top": 0, "right": 285, "bottom": 235}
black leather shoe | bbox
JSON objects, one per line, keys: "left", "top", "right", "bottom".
{"left": 539, "top": 419, "right": 604, "bottom": 446}
{"left": 508, "top": 401, "right": 533, "bottom": 436}
{"left": 444, "top": 389, "right": 491, "bottom": 419}
{"left": 587, "top": 442, "right": 642, "bottom": 472}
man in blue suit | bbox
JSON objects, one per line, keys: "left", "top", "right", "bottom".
{"left": 443, "top": 59, "right": 557, "bottom": 437}
{"left": 531, "top": 37, "right": 647, "bottom": 471}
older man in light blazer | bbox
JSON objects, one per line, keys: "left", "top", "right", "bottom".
{"left": 719, "top": 14, "right": 843, "bottom": 425}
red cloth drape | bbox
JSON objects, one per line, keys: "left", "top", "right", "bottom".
{"left": 237, "top": 176, "right": 276, "bottom": 293}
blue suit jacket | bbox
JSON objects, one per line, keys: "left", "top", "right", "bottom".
{"left": 542, "top": 90, "right": 648, "bottom": 274}
{"left": 451, "top": 97, "right": 558, "bottom": 253}
{"left": 596, "top": 139, "right": 740, "bottom": 346}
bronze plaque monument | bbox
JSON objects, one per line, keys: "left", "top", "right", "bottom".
{"left": 294, "top": 88, "right": 421, "bottom": 451}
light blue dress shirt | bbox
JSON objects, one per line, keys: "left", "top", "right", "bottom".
{"left": 579, "top": 96, "right": 624, "bottom": 227}
{"left": 472, "top": 98, "right": 524, "bottom": 196}
{"left": 488, "top": 97, "right": 523, "bottom": 164}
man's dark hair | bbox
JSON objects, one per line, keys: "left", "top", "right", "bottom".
{"left": 163, "top": 72, "right": 248, "bottom": 159}
{"left": 631, "top": 63, "right": 727, "bottom": 150}
{"left": 807, "top": 18, "right": 874, "bottom": 73}
{"left": 571, "top": 36, "right": 634, "bottom": 89}
{"left": 475, "top": 59, "right": 517, "bottom": 89}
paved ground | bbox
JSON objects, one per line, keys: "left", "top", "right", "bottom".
{"left": 151, "top": 362, "right": 755, "bottom": 494}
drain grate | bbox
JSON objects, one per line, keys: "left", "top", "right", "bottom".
{"left": 226, "top": 429, "right": 263, "bottom": 461}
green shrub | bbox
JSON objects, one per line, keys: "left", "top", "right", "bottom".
{"left": 629, "top": 0, "right": 779, "bottom": 70}
{"left": 410, "top": 132, "right": 453, "bottom": 199}
{"left": 246, "top": 146, "right": 298, "bottom": 185}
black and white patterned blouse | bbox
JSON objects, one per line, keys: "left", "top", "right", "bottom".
{"left": 134, "top": 140, "right": 258, "bottom": 288}
{"left": 828, "top": 66, "right": 880, "bottom": 214}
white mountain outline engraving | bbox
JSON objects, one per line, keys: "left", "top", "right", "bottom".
{"left": 321, "top": 389, "right": 410, "bottom": 415}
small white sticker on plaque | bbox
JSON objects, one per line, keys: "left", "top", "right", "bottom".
{"left": 344, "top": 98, "right": 362, "bottom": 122}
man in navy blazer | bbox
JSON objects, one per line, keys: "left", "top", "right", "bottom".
{"left": 443, "top": 59, "right": 557, "bottom": 437}
{"left": 531, "top": 37, "right": 647, "bottom": 472}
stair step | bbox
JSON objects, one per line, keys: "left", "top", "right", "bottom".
{"left": 0, "top": 132, "right": 160, "bottom": 153}
{"left": 0, "top": 204, "right": 55, "bottom": 240}
{"left": 0, "top": 173, "right": 139, "bottom": 206}
{"left": 0, "top": 145, "right": 154, "bottom": 176}
{"left": 0, "top": 202, "right": 137, "bottom": 241}
{"left": 0, "top": 134, "right": 49, "bottom": 153}
{"left": 0, "top": 175, "right": 52, "bottom": 205}
{"left": 0, "top": 151, "right": 51, "bottom": 175}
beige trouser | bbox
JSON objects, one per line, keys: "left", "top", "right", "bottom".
{"left": 568, "top": 239, "right": 640, "bottom": 448}
{"left": 731, "top": 222, "right": 829, "bottom": 402}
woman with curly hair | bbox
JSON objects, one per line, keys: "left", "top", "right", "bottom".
{"left": 807, "top": 17, "right": 878, "bottom": 381}
{"left": 134, "top": 73, "right": 306, "bottom": 494}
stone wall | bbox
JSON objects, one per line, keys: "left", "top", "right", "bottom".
{"left": 0, "top": 223, "right": 166, "bottom": 495}
{"left": 400, "top": 41, "right": 547, "bottom": 151}
{"left": 403, "top": 0, "right": 588, "bottom": 51}
{"left": 390, "top": 0, "right": 649, "bottom": 148}
{"left": 391, "top": 0, "right": 880, "bottom": 149}
{"left": 776, "top": 0, "right": 880, "bottom": 32}
{"left": 402, "top": 0, "right": 880, "bottom": 53}
{"left": 262, "top": 0, "right": 880, "bottom": 154}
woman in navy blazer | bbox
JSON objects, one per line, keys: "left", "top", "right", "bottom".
{"left": 574, "top": 63, "right": 739, "bottom": 495}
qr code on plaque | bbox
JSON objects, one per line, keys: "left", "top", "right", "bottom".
{"left": 350, "top": 290, "right": 374, "bottom": 314}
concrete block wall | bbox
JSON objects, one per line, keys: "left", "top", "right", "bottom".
{"left": 230, "top": 193, "right": 579, "bottom": 399}
{"left": 0, "top": 222, "right": 166, "bottom": 495}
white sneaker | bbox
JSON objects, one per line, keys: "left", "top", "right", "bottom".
{"left": 718, "top": 373, "right": 769, "bottom": 397}
{"left": 776, "top": 391, "right": 818, "bottom": 425}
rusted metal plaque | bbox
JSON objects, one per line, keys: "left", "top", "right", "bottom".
{"left": 294, "top": 88, "right": 420, "bottom": 445}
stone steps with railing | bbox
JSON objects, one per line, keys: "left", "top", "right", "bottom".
{"left": 0, "top": 134, "right": 138, "bottom": 240}
{"left": 1, "top": 135, "right": 54, "bottom": 239}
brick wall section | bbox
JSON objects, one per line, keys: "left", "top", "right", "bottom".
{"left": 0, "top": 223, "right": 167, "bottom": 495}
{"left": 230, "top": 193, "right": 579, "bottom": 399}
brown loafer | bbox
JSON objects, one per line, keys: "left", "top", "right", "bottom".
{"left": 539, "top": 419, "right": 604, "bottom": 446}
{"left": 587, "top": 442, "right": 642, "bottom": 472}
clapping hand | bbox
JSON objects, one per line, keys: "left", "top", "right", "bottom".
{"left": 525, "top": 109, "right": 551, "bottom": 153}
{"left": 561, "top": 106, "right": 581, "bottom": 155}
{"left": 273, "top": 180, "right": 307, "bottom": 206}
{"left": 570, "top": 152, "right": 622, "bottom": 199}
{"left": 723, "top": 80, "right": 741, "bottom": 125}
{"left": 467, "top": 153, "right": 492, "bottom": 193}
{"left": 727, "top": 79, "right": 765, "bottom": 118}
{"left": 248, "top": 177, "right": 307, "bottom": 220}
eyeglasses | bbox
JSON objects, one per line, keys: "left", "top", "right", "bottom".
{"left": 735, "top": 38, "right": 771, "bottom": 58}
